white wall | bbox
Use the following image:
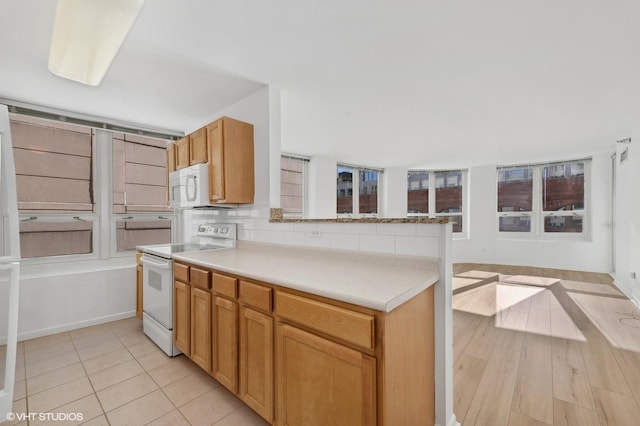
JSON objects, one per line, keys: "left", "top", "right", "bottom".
{"left": 291, "top": 150, "right": 613, "bottom": 273}
{"left": 307, "top": 156, "right": 337, "bottom": 218}
{"left": 381, "top": 167, "right": 408, "bottom": 218}
{"left": 17, "top": 262, "right": 135, "bottom": 340}
{"left": 613, "top": 140, "right": 640, "bottom": 305}
{"left": 453, "top": 150, "right": 612, "bottom": 273}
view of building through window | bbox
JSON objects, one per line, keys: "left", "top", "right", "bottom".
{"left": 542, "top": 161, "right": 585, "bottom": 233}
{"left": 337, "top": 165, "right": 379, "bottom": 216}
{"left": 497, "top": 166, "right": 534, "bottom": 232}
{"left": 497, "top": 160, "right": 586, "bottom": 234}
{"left": 408, "top": 170, "right": 465, "bottom": 233}
{"left": 337, "top": 166, "right": 354, "bottom": 214}
{"left": 358, "top": 169, "right": 379, "bottom": 214}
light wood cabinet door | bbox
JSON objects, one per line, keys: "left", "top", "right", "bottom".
{"left": 276, "top": 324, "right": 376, "bottom": 426}
{"left": 240, "top": 307, "right": 273, "bottom": 423}
{"left": 166, "top": 143, "right": 176, "bottom": 173}
{"left": 189, "top": 127, "right": 207, "bottom": 165}
{"left": 212, "top": 296, "right": 238, "bottom": 392}
{"left": 175, "top": 136, "right": 190, "bottom": 170}
{"left": 191, "top": 287, "right": 212, "bottom": 371}
{"left": 206, "top": 117, "right": 254, "bottom": 204}
{"left": 174, "top": 280, "right": 191, "bottom": 355}
{"left": 207, "top": 120, "right": 225, "bottom": 201}
{"left": 136, "top": 265, "right": 143, "bottom": 319}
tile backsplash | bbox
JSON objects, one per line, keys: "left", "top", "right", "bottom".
{"left": 183, "top": 206, "right": 444, "bottom": 258}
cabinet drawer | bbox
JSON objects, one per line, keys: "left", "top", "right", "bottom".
{"left": 239, "top": 280, "right": 272, "bottom": 312}
{"left": 191, "top": 267, "right": 211, "bottom": 290}
{"left": 174, "top": 263, "right": 189, "bottom": 282}
{"left": 276, "top": 292, "right": 375, "bottom": 350}
{"left": 213, "top": 273, "right": 238, "bottom": 299}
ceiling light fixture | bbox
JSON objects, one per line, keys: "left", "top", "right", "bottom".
{"left": 48, "top": 0, "right": 144, "bottom": 86}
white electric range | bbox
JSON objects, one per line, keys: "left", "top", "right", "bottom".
{"left": 137, "top": 223, "right": 236, "bottom": 356}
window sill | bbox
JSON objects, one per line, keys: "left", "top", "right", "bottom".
{"left": 20, "top": 257, "right": 135, "bottom": 280}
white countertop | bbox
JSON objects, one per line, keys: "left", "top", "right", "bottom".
{"left": 172, "top": 241, "right": 440, "bottom": 312}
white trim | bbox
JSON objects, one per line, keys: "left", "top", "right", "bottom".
{"left": 435, "top": 223, "right": 456, "bottom": 426}
{"left": 1, "top": 97, "right": 183, "bottom": 139}
{"left": 17, "top": 214, "right": 100, "bottom": 264}
{"left": 96, "top": 129, "right": 111, "bottom": 260}
{"left": 336, "top": 162, "right": 384, "bottom": 173}
{"left": 17, "top": 310, "right": 136, "bottom": 342}
{"left": 281, "top": 152, "right": 310, "bottom": 162}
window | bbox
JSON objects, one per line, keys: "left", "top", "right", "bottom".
{"left": 408, "top": 170, "right": 467, "bottom": 234}
{"left": 337, "top": 165, "right": 380, "bottom": 217}
{"left": 112, "top": 133, "right": 172, "bottom": 254}
{"left": 497, "top": 159, "right": 588, "bottom": 236}
{"left": 280, "top": 155, "right": 308, "bottom": 218}
{"left": 497, "top": 166, "right": 533, "bottom": 232}
{"left": 10, "top": 115, "right": 97, "bottom": 259}
{"left": 9, "top": 114, "right": 174, "bottom": 261}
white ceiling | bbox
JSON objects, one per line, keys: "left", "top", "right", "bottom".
{"left": 1, "top": 0, "right": 639, "bottom": 168}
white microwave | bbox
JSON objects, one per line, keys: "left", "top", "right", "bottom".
{"left": 169, "top": 163, "right": 210, "bottom": 208}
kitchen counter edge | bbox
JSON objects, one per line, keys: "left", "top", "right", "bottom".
{"left": 172, "top": 242, "right": 440, "bottom": 313}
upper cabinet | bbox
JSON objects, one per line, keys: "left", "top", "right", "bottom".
{"left": 167, "top": 143, "right": 176, "bottom": 173}
{"left": 189, "top": 127, "right": 208, "bottom": 165}
{"left": 207, "top": 117, "right": 254, "bottom": 204}
{"left": 168, "top": 116, "right": 254, "bottom": 205}
{"left": 175, "top": 136, "right": 190, "bottom": 170}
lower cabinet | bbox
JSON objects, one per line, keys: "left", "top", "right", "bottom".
{"left": 173, "top": 261, "right": 435, "bottom": 426}
{"left": 240, "top": 306, "right": 274, "bottom": 423}
{"left": 190, "top": 287, "right": 211, "bottom": 371}
{"left": 174, "top": 280, "right": 191, "bottom": 355}
{"left": 276, "top": 323, "right": 376, "bottom": 426}
{"left": 212, "top": 295, "right": 238, "bottom": 392}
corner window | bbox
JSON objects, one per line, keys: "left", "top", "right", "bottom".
{"left": 337, "top": 164, "right": 381, "bottom": 217}
{"left": 408, "top": 170, "right": 467, "bottom": 235}
{"left": 280, "top": 155, "right": 308, "bottom": 218}
{"left": 497, "top": 159, "right": 588, "bottom": 237}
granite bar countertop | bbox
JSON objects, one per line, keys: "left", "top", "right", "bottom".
{"left": 172, "top": 241, "right": 440, "bottom": 312}
{"left": 270, "top": 217, "right": 449, "bottom": 224}
{"left": 268, "top": 207, "right": 448, "bottom": 224}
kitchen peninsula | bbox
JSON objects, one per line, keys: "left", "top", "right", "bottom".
{"left": 172, "top": 234, "right": 454, "bottom": 426}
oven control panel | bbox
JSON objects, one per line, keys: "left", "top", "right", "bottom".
{"left": 197, "top": 223, "right": 236, "bottom": 240}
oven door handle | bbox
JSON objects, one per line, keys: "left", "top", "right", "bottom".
{"left": 141, "top": 255, "right": 172, "bottom": 269}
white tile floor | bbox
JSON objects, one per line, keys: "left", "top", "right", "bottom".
{"left": 1, "top": 317, "right": 268, "bottom": 426}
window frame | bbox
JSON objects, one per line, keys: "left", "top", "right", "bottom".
{"left": 15, "top": 214, "right": 100, "bottom": 264}
{"left": 109, "top": 214, "right": 176, "bottom": 258}
{"left": 337, "top": 163, "right": 382, "bottom": 218}
{"left": 496, "top": 159, "right": 590, "bottom": 240}
{"left": 407, "top": 169, "right": 468, "bottom": 238}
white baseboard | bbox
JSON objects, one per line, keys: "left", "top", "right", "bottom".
{"left": 17, "top": 310, "right": 137, "bottom": 342}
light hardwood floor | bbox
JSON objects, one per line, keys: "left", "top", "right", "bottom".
{"left": 452, "top": 264, "right": 640, "bottom": 426}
